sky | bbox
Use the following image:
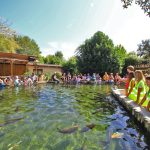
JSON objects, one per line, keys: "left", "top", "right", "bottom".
{"left": 0, "top": 0, "right": 150, "bottom": 59}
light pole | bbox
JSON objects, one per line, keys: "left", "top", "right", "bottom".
{"left": 34, "top": 59, "right": 39, "bottom": 75}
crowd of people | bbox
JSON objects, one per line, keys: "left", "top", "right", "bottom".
{"left": 52, "top": 72, "right": 122, "bottom": 84}
{"left": 0, "top": 72, "right": 38, "bottom": 87}
{"left": 124, "top": 66, "right": 150, "bottom": 112}
{"left": 0, "top": 66, "right": 150, "bottom": 112}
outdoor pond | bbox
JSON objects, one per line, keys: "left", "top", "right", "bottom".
{"left": 0, "top": 84, "right": 150, "bottom": 150}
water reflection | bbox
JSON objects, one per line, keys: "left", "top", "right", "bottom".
{"left": 0, "top": 84, "right": 149, "bottom": 150}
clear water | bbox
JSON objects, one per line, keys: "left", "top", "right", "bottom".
{"left": 0, "top": 84, "right": 149, "bottom": 150}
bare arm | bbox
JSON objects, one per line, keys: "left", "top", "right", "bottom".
{"left": 136, "top": 87, "right": 142, "bottom": 104}
{"left": 127, "top": 80, "right": 135, "bottom": 97}
{"left": 139, "top": 94, "right": 146, "bottom": 106}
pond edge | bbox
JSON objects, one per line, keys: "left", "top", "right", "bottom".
{"left": 111, "top": 88, "right": 150, "bottom": 134}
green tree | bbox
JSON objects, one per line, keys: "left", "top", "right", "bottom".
{"left": 55, "top": 51, "right": 63, "bottom": 59}
{"left": 121, "top": 53, "right": 140, "bottom": 76}
{"left": 76, "top": 31, "right": 120, "bottom": 74}
{"left": 15, "top": 36, "right": 41, "bottom": 56}
{"left": 137, "top": 39, "right": 150, "bottom": 59}
{"left": 121, "top": 0, "right": 150, "bottom": 17}
{"left": 63, "top": 56, "right": 78, "bottom": 74}
{"left": 44, "top": 54, "right": 63, "bottom": 65}
{"left": 0, "top": 34, "right": 19, "bottom": 53}
{"left": 114, "top": 45, "right": 127, "bottom": 65}
{"left": 113, "top": 45, "right": 127, "bottom": 72}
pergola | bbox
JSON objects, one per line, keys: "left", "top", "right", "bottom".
{"left": 0, "top": 52, "right": 35, "bottom": 76}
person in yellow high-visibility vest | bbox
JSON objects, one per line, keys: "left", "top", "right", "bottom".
{"left": 128, "top": 70, "right": 146, "bottom": 104}
{"left": 126, "top": 72, "right": 135, "bottom": 97}
{"left": 139, "top": 75, "right": 150, "bottom": 111}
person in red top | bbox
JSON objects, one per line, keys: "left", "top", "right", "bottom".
{"left": 125, "top": 65, "right": 135, "bottom": 88}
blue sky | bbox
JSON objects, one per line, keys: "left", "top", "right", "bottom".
{"left": 0, "top": 0, "right": 150, "bottom": 59}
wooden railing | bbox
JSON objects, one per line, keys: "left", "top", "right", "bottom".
{"left": 134, "top": 64, "right": 150, "bottom": 74}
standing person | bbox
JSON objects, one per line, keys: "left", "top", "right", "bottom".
{"left": 86, "top": 73, "right": 91, "bottom": 82}
{"left": 61, "top": 73, "right": 67, "bottom": 83}
{"left": 0, "top": 78, "right": 5, "bottom": 87}
{"left": 114, "top": 73, "right": 122, "bottom": 84}
{"left": 124, "top": 65, "right": 135, "bottom": 90}
{"left": 103, "top": 72, "right": 109, "bottom": 83}
{"left": 51, "top": 72, "right": 60, "bottom": 83}
{"left": 14, "top": 76, "right": 21, "bottom": 87}
{"left": 128, "top": 70, "right": 146, "bottom": 104}
{"left": 31, "top": 72, "right": 38, "bottom": 83}
{"left": 109, "top": 73, "right": 114, "bottom": 83}
{"left": 139, "top": 75, "right": 150, "bottom": 111}
{"left": 96, "top": 73, "right": 102, "bottom": 84}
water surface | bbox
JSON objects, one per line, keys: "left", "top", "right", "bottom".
{"left": 0, "top": 84, "right": 149, "bottom": 150}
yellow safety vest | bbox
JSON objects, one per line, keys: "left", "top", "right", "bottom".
{"left": 142, "top": 87, "right": 150, "bottom": 107}
{"left": 127, "top": 78, "right": 135, "bottom": 93}
{"left": 128, "top": 80, "right": 146, "bottom": 102}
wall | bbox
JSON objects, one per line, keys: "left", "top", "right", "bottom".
{"left": 27, "top": 64, "right": 63, "bottom": 75}
{"left": 112, "top": 88, "right": 150, "bottom": 134}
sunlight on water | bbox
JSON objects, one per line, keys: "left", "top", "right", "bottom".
{"left": 0, "top": 84, "right": 149, "bottom": 150}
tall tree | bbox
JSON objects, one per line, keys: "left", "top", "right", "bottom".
{"left": 121, "top": 0, "right": 150, "bottom": 17}
{"left": 76, "top": 31, "right": 120, "bottom": 74}
{"left": 55, "top": 51, "right": 63, "bottom": 59}
{"left": 0, "top": 34, "right": 19, "bottom": 53}
{"left": 113, "top": 45, "right": 127, "bottom": 68}
{"left": 63, "top": 56, "right": 78, "bottom": 74}
{"left": 44, "top": 54, "right": 63, "bottom": 65}
{"left": 15, "top": 36, "right": 41, "bottom": 56}
{"left": 137, "top": 39, "right": 150, "bottom": 59}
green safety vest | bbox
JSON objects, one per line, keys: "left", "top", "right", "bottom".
{"left": 142, "top": 87, "right": 150, "bottom": 107}
{"left": 128, "top": 80, "right": 146, "bottom": 102}
{"left": 127, "top": 78, "right": 135, "bottom": 93}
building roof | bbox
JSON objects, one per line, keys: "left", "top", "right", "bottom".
{"left": 0, "top": 52, "right": 36, "bottom": 61}
{"left": 27, "top": 62, "right": 62, "bottom": 68}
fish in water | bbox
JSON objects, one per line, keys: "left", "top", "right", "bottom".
{"left": 80, "top": 123, "right": 95, "bottom": 133}
{"left": 57, "top": 125, "right": 79, "bottom": 134}
{"left": 111, "top": 132, "right": 124, "bottom": 139}
{"left": 0, "top": 117, "right": 24, "bottom": 127}
{"left": 15, "top": 106, "right": 19, "bottom": 112}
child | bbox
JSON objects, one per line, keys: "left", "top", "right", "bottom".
{"left": 128, "top": 70, "right": 146, "bottom": 104}
{"left": 126, "top": 72, "right": 135, "bottom": 97}
{"left": 139, "top": 75, "right": 150, "bottom": 111}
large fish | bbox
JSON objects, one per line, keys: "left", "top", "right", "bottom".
{"left": 111, "top": 132, "right": 124, "bottom": 139}
{"left": 80, "top": 123, "right": 95, "bottom": 133}
{"left": 57, "top": 125, "right": 79, "bottom": 134}
{"left": 0, "top": 117, "right": 23, "bottom": 127}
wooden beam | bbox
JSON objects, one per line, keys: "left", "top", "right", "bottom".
{"left": 10, "top": 60, "right": 13, "bottom": 76}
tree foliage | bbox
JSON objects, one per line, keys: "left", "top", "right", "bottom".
{"left": 63, "top": 56, "right": 78, "bottom": 74}
{"left": 15, "top": 36, "right": 41, "bottom": 56}
{"left": 0, "top": 34, "right": 19, "bottom": 53}
{"left": 137, "top": 39, "right": 150, "bottom": 59}
{"left": 55, "top": 51, "right": 63, "bottom": 59}
{"left": 121, "top": 52, "right": 140, "bottom": 76}
{"left": 43, "top": 51, "right": 64, "bottom": 65}
{"left": 113, "top": 45, "right": 127, "bottom": 69}
{"left": 121, "top": 0, "right": 150, "bottom": 17}
{"left": 76, "top": 31, "right": 121, "bottom": 74}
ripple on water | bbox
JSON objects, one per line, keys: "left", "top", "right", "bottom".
{"left": 0, "top": 84, "right": 149, "bottom": 150}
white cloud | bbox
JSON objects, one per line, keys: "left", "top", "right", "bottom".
{"left": 41, "top": 42, "right": 78, "bottom": 59}
{"left": 103, "top": 1, "right": 150, "bottom": 52}
{"left": 90, "top": 2, "right": 94, "bottom": 7}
